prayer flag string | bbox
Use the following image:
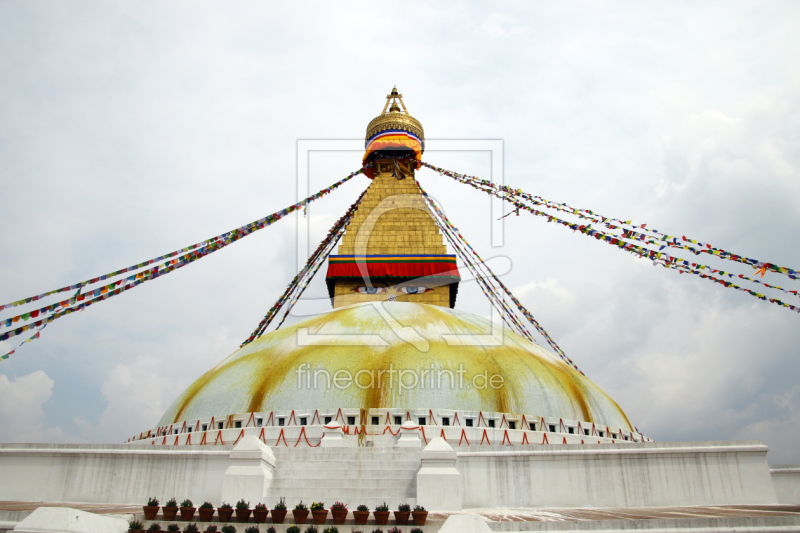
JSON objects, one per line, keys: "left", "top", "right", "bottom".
{"left": 0, "top": 169, "right": 366, "bottom": 314}
{"left": 240, "top": 187, "right": 369, "bottom": 346}
{"left": 415, "top": 180, "right": 581, "bottom": 374}
{"left": 1, "top": 325, "right": 46, "bottom": 361}
{"left": 421, "top": 162, "right": 799, "bottom": 281}
{"left": 420, "top": 162, "right": 800, "bottom": 315}
{"left": 0, "top": 169, "right": 366, "bottom": 357}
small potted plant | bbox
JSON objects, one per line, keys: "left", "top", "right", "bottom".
{"left": 330, "top": 502, "right": 347, "bottom": 525}
{"left": 271, "top": 498, "right": 287, "bottom": 524}
{"left": 167, "top": 525, "right": 181, "bottom": 532}
{"left": 286, "top": 526, "right": 300, "bottom": 533}
{"left": 373, "top": 503, "right": 390, "bottom": 526}
{"left": 128, "top": 519, "right": 145, "bottom": 533}
{"left": 410, "top": 530, "right": 423, "bottom": 533}
{"left": 310, "top": 503, "right": 327, "bottom": 525}
{"left": 323, "top": 528, "right": 338, "bottom": 533}
{"left": 371, "top": 529, "right": 383, "bottom": 533}
{"left": 387, "top": 528, "right": 401, "bottom": 533}
{"left": 304, "top": 527, "right": 318, "bottom": 533}
{"left": 253, "top": 503, "right": 268, "bottom": 524}
{"left": 235, "top": 500, "right": 251, "bottom": 524}
{"left": 181, "top": 499, "right": 196, "bottom": 522}
{"left": 292, "top": 501, "right": 309, "bottom": 524}
{"left": 394, "top": 504, "right": 410, "bottom": 525}
{"left": 244, "top": 528, "right": 260, "bottom": 533}
{"left": 204, "top": 526, "right": 218, "bottom": 533}
{"left": 148, "top": 524, "right": 162, "bottom": 532}
{"left": 411, "top": 504, "right": 427, "bottom": 526}
{"left": 185, "top": 525, "right": 199, "bottom": 533}
{"left": 267, "top": 528, "right": 276, "bottom": 533}
{"left": 221, "top": 526, "right": 237, "bottom": 533}
{"left": 199, "top": 502, "right": 215, "bottom": 522}
{"left": 353, "top": 505, "right": 369, "bottom": 526}
{"left": 218, "top": 503, "right": 234, "bottom": 523}
{"left": 164, "top": 498, "right": 179, "bottom": 521}
{"left": 144, "top": 497, "right": 160, "bottom": 521}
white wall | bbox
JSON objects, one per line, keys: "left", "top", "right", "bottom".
{"left": 457, "top": 440, "right": 778, "bottom": 508}
{"left": 771, "top": 465, "right": 800, "bottom": 504}
{"left": 0, "top": 443, "right": 231, "bottom": 505}
{"left": 0, "top": 440, "right": 783, "bottom": 510}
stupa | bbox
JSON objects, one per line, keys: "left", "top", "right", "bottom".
{"left": 1, "top": 90, "right": 793, "bottom": 532}
{"left": 148, "top": 87, "right": 639, "bottom": 444}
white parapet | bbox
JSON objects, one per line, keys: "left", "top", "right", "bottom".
{"left": 417, "top": 437, "right": 462, "bottom": 511}
{"left": 396, "top": 420, "right": 422, "bottom": 447}
{"left": 13, "top": 507, "right": 129, "bottom": 533}
{"left": 771, "top": 465, "right": 800, "bottom": 504}
{"left": 320, "top": 421, "right": 345, "bottom": 448}
{"left": 458, "top": 440, "right": 778, "bottom": 508}
{"left": 220, "top": 435, "right": 276, "bottom": 506}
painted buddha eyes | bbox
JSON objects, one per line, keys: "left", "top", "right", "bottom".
{"left": 352, "top": 286, "right": 432, "bottom": 295}
{"left": 354, "top": 286, "right": 386, "bottom": 294}
{"left": 397, "top": 286, "right": 431, "bottom": 295}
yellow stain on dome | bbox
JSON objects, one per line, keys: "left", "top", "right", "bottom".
{"left": 162, "top": 302, "right": 635, "bottom": 431}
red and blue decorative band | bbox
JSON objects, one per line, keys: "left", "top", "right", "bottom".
{"left": 326, "top": 255, "right": 460, "bottom": 279}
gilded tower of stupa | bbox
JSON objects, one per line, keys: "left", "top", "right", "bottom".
{"left": 326, "top": 87, "right": 460, "bottom": 308}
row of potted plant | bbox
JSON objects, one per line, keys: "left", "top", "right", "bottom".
{"left": 142, "top": 498, "right": 427, "bottom": 526}
{"left": 129, "top": 523, "right": 424, "bottom": 533}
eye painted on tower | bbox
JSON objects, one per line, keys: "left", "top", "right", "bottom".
{"left": 397, "top": 286, "right": 432, "bottom": 295}
{"left": 353, "top": 286, "right": 387, "bottom": 294}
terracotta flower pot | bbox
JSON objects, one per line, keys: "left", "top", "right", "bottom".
{"left": 143, "top": 506, "right": 159, "bottom": 521}
{"left": 353, "top": 511, "right": 369, "bottom": 525}
{"left": 292, "top": 509, "right": 309, "bottom": 524}
{"left": 218, "top": 507, "right": 234, "bottom": 522}
{"left": 253, "top": 509, "right": 269, "bottom": 523}
{"left": 373, "top": 511, "right": 390, "bottom": 525}
{"left": 163, "top": 506, "right": 179, "bottom": 521}
{"left": 312, "top": 509, "right": 328, "bottom": 525}
{"left": 180, "top": 507, "right": 196, "bottom": 521}
{"left": 271, "top": 509, "right": 287, "bottom": 523}
{"left": 331, "top": 509, "right": 347, "bottom": 525}
{"left": 235, "top": 509, "right": 251, "bottom": 523}
{"left": 198, "top": 508, "right": 215, "bottom": 522}
{"left": 394, "top": 511, "right": 410, "bottom": 525}
{"left": 412, "top": 511, "right": 428, "bottom": 525}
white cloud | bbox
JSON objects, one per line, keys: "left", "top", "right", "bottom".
{"left": 0, "top": 371, "right": 69, "bottom": 442}
{"left": 96, "top": 358, "right": 174, "bottom": 443}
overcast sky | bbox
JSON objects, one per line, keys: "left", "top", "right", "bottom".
{"left": 1, "top": 2, "right": 799, "bottom": 463}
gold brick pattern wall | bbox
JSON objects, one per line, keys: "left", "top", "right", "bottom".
{"left": 337, "top": 168, "right": 446, "bottom": 256}
{"left": 332, "top": 162, "right": 454, "bottom": 308}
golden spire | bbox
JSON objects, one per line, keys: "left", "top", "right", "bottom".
{"left": 366, "top": 86, "right": 424, "bottom": 144}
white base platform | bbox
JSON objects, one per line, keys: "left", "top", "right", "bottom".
{"left": 0, "top": 439, "right": 796, "bottom": 511}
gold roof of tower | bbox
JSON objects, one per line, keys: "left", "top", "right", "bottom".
{"left": 365, "top": 86, "right": 424, "bottom": 143}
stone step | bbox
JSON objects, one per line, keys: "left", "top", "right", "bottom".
{"left": 271, "top": 479, "right": 414, "bottom": 490}
{"left": 274, "top": 472, "right": 416, "bottom": 481}
{"left": 265, "top": 489, "right": 416, "bottom": 501}
{"left": 486, "top": 514, "right": 800, "bottom": 532}
{"left": 275, "top": 461, "right": 422, "bottom": 474}
{"left": 274, "top": 462, "right": 421, "bottom": 469}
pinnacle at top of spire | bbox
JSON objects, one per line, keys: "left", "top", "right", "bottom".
{"left": 366, "top": 86, "right": 424, "bottom": 143}
{"left": 384, "top": 86, "right": 408, "bottom": 115}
